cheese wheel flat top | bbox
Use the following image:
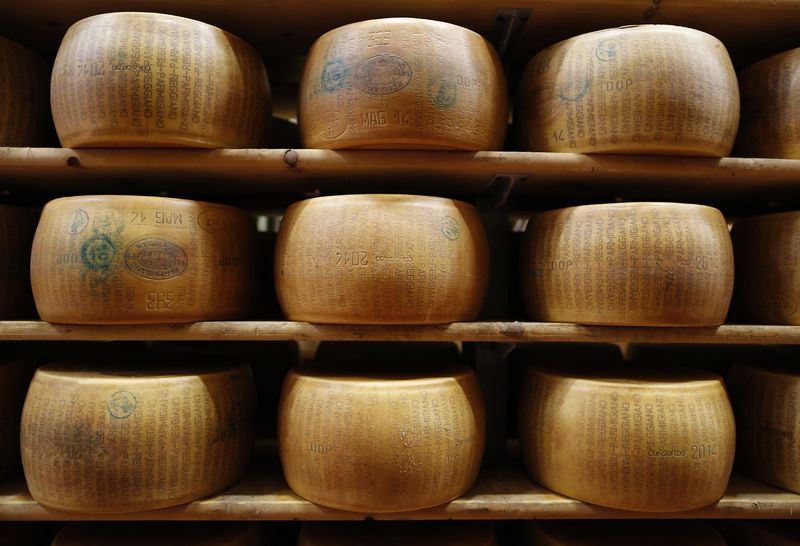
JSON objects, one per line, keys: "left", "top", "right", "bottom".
{"left": 731, "top": 210, "right": 800, "bottom": 324}
{"left": 278, "top": 362, "right": 485, "bottom": 512}
{"left": 518, "top": 362, "right": 735, "bottom": 512}
{"left": 21, "top": 359, "right": 256, "bottom": 513}
{"left": 516, "top": 24, "right": 739, "bottom": 156}
{"left": 299, "top": 17, "right": 507, "bottom": 150}
{"left": 50, "top": 12, "right": 271, "bottom": 148}
{"left": 521, "top": 201, "right": 734, "bottom": 326}
{"left": 275, "top": 194, "right": 489, "bottom": 324}
{"left": 0, "top": 36, "right": 51, "bottom": 146}
{"left": 736, "top": 46, "right": 800, "bottom": 159}
{"left": 30, "top": 194, "right": 257, "bottom": 324}
{"left": 299, "top": 522, "right": 497, "bottom": 546}
{"left": 52, "top": 522, "right": 263, "bottom": 546}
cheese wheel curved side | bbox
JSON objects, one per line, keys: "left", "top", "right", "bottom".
{"left": 274, "top": 194, "right": 489, "bottom": 324}
{"left": 30, "top": 195, "right": 257, "bottom": 324}
{"left": 20, "top": 360, "right": 256, "bottom": 513}
{"left": 730, "top": 211, "right": 800, "bottom": 324}
{"left": 520, "top": 202, "right": 734, "bottom": 326}
{"left": 727, "top": 361, "right": 800, "bottom": 493}
{"left": 0, "top": 36, "right": 51, "bottom": 146}
{"left": 278, "top": 363, "right": 485, "bottom": 512}
{"left": 735, "top": 47, "right": 800, "bottom": 158}
{"left": 299, "top": 17, "right": 507, "bottom": 150}
{"left": 50, "top": 12, "right": 271, "bottom": 148}
{"left": 516, "top": 25, "right": 739, "bottom": 155}
{"left": 518, "top": 364, "right": 735, "bottom": 512}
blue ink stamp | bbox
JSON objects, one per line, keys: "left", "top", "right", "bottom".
{"left": 68, "top": 209, "right": 89, "bottom": 235}
{"left": 107, "top": 390, "right": 136, "bottom": 419}
{"left": 557, "top": 77, "right": 590, "bottom": 102}
{"left": 596, "top": 39, "right": 620, "bottom": 62}
{"left": 441, "top": 216, "right": 461, "bottom": 240}
{"left": 321, "top": 59, "right": 346, "bottom": 92}
{"left": 430, "top": 78, "right": 457, "bottom": 109}
{"left": 81, "top": 234, "right": 116, "bottom": 271}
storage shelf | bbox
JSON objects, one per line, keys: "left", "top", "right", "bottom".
{"left": 2, "top": 148, "right": 800, "bottom": 207}
{"left": 3, "top": 320, "right": 800, "bottom": 344}
{"left": 0, "top": 465, "right": 796, "bottom": 521}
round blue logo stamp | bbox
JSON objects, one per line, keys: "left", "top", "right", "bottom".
{"left": 107, "top": 390, "right": 137, "bottom": 419}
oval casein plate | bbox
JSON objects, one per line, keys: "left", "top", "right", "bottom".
{"left": 124, "top": 238, "right": 188, "bottom": 280}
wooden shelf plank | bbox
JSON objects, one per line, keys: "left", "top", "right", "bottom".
{"left": 0, "top": 466, "right": 796, "bottom": 521}
{"left": 2, "top": 149, "right": 800, "bottom": 205}
{"left": 2, "top": 320, "right": 800, "bottom": 344}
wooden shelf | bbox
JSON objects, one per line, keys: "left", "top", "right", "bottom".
{"left": 2, "top": 320, "right": 800, "bottom": 344}
{"left": 0, "top": 462, "right": 796, "bottom": 521}
{"left": 2, "top": 148, "right": 800, "bottom": 208}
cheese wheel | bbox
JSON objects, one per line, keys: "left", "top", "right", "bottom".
{"left": 518, "top": 363, "right": 735, "bottom": 512}
{"left": 516, "top": 25, "right": 739, "bottom": 155}
{"left": 52, "top": 523, "right": 263, "bottom": 546}
{"left": 0, "top": 204, "right": 38, "bottom": 319}
{"left": 526, "top": 520, "right": 727, "bottom": 546}
{"left": 0, "top": 36, "right": 51, "bottom": 146}
{"left": 520, "top": 202, "right": 734, "bottom": 326}
{"left": 730, "top": 211, "right": 800, "bottom": 324}
{"left": 278, "top": 362, "right": 485, "bottom": 512}
{"left": 298, "top": 522, "right": 497, "bottom": 546}
{"left": 727, "top": 360, "right": 800, "bottom": 493}
{"left": 0, "top": 358, "right": 36, "bottom": 482}
{"left": 20, "top": 359, "right": 256, "bottom": 513}
{"left": 50, "top": 12, "right": 271, "bottom": 148}
{"left": 299, "top": 18, "right": 507, "bottom": 150}
{"left": 30, "top": 195, "right": 257, "bottom": 324}
{"left": 736, "top": 47, "right": 800, "bottom": 158}
{"left": 718, "top": 520, "right": 800, "bottom": 546}
{"left": 275, "top": 194, "right": 489, "bottom": 324}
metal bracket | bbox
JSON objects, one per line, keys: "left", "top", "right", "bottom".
{"left": 478, "top": 172, "right": 528, "bottom": 210}
{"left": 487, "top": 8, "right": 532, "bottom": 58}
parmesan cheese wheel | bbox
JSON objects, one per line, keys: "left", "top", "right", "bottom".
{"left": 727, "top": 360, "right": 800, "bottom": 493}
{"left": 30, "top": 195, "right": 257, "bottom": 324}
{"left": 518, "top": 363, "right": 735, "bottom": 512}
{"left": 526, "top": 520, "right": 727, "bottom": 546}
{"left": 736, "top": 47, "right": 800, "bottom": 158}
{"left": 50, "top": 12, "right": 271, "bottom": 148}
{"left": 730, "top": 211, "right": 800, "bottom": 324}
{"left": 0, "top": 36, "right": 51, "bottom": 146}
{"left": 20, "top": 359, "right": 256, "bottom": 513}
{"left": 516, "top": 25, "right": 739, "bottom": 155}
{"left": 0, "top": 204, "right": 38, "bottom": 319}
{"left": 52, "top": 523, "right": 263, "bottom": 546}
{"left": 0, "top": 357, "right": 36, "bottom": 482}
{"left": 275, "top": 194, "right": 489, "bottom": 324}
{"left": 278, "top": 362, "right": 485, "bottom": 512}
{"left": 520, "top": 202, "right": 734, "bottom": 326}
{"left": 298, "top": 522, "right": 497, "bottom": 546}
{"left": 299, "top": 18, "right": 507, "bottom": 150}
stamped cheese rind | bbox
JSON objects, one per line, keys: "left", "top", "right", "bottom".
{"left": 299, "top": 18, "right": 507, "bottom": 150}
{"left": 516, "top": 25, "right": 739, "bottom": 156}
{"left": 50, "top": 12, "right": 271, "bottom": 148}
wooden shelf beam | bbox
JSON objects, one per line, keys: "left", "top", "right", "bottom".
{"left": 1, "top": 320, "right": 800, "bottom": 344}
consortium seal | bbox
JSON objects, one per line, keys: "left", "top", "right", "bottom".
{"left": 124, "top": 238, "right": 188, "bottom": 280}
{"left": 355, "top": 54, "right": 412, "bottom": 95}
